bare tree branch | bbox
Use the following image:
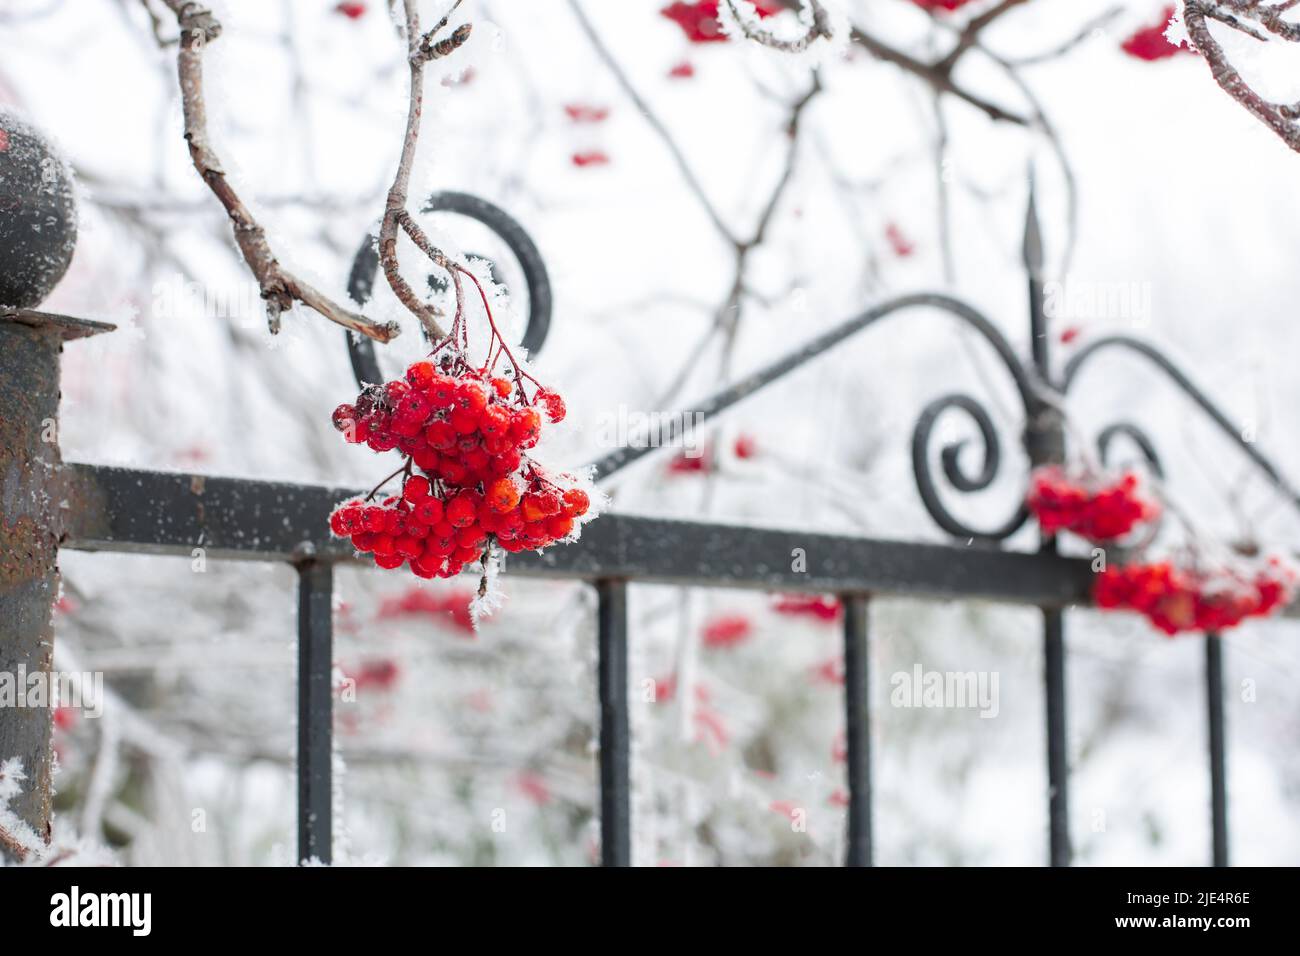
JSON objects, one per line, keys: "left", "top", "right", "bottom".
{"left": 151, "top": 0, "right": 402, "bottom": 342}
{"left": 376, "top": 0, "right": 471, "bottom": 341}
{"left": 1002, "top": 5, "right": 1125, "bottom": 67}
{"left": 1183, "top": 0, "right": 1300, "bottom": 153}
{"left": 935, "top": 0, "right": 1032, "bottom": 72}
{"left": 0, "top": 822, "right": 30, "bottom": 863}
{"left": 568, "top": 0, "right": 738, "bottom": 245}
{"left": 848, "top": 25, "right": 1029, "bottom": 125}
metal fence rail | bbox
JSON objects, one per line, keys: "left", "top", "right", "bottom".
{"left": 2, "top": 190, "right": 1286, "bottom": 866}
{"left": 39, "top": 458, "right": 1226, "bottom": 867}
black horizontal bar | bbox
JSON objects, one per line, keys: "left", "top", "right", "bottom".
{"left": 61, "top": 464, "right": 1096, "bottom": 606}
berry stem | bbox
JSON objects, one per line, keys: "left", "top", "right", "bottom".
{"left": 455, "top": 264, "right": 543, "bottom": 390}
{"left": 365, "top": 457, "right": 413, "bottom": 501}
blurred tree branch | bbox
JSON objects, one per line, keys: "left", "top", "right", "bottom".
{"left": 720, "top": 0, "right": 833, "bottom": 53}
{"left": 1183, "top": 0, "right": 1300, "bottom": 153}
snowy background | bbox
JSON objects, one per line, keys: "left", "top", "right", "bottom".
{"left": 2, "top": 0, "right": 1299, "bottom": 865}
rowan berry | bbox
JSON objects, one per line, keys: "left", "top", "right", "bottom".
{"left": 447, "top": 492, "right": 480, "bottom": 528}
{"left": 562, "top": 488, "right": 590, "bottom": 518}
{"left": 479, "top": 405, "right": 511, "bottom": 439}
{"left": 414, "top": 497, "right": 444, "bottom": 525}
{"left": 450, "top": 408, "right": 480, "bottom": 435}
{"left": 332, "top": 403, "right": 357, "bottom": 432}
{"left": 406, "top": 361, "right": 437, "bottom": 389}
{"left": 510, "top": 408, "right": 542, "bottom": 448}
{"left": 485, "top": 478, "right": 521, "bottom": 513}
{"left": 424, "top": 420, "right": 457, "bottom": 450}
{"left": 537, "top": 390, "right": 566, "bottom": 424}
{"left": 403, "top": 475, "right": 431, "bottom": 502}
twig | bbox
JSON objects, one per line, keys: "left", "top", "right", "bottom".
{"left": 365, "top": 459, "right": 412, "bottom": 501}
{"left": 151, "top": 0, "right": 401, "bottom": 342}
{"left": 1002, "top": 5, "right": 1125, "bottom": 67}
{"left": 568, "top": 0, "right": 738, "bottom": 245}
{"left": 0, "top": 823, "right": 30, "bottom": 863}
{"left": 849, "top": 24, "right": 1029, "bottom": 125}
{"left": 934, "top": 0, "right": 1031, "bottom": 72}
{"left": 377, "top": 0, "right": 472, "bottom": 340}
{"left": 1183, "top": 0, "right": 1300, "bottom": 154}
{"left": 932, "top": 91, "right": 956, "bottom": 283}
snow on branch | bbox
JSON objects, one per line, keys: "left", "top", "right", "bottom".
{"left": 375, "top": 0, "right": 476, "bottom": 343}
{"left": 1181, "top": 0, "right": 1300, "bottom": 153}
{"left": 719, "top": 0, "right": 836, "bottom": 54}
{"left": 0, "top": 759, "right": 42, "bottom": 864}
{"left": 148, "top": 0, "right": 472, "bottom": 343}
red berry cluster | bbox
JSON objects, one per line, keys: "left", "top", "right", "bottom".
{"left": 1094, "top": 559, "right": 1295, "bottom": 636}
{"left": 1027, "top": 466, "right": 1160, "bottom": 542}
{"left": 330, "top": 357, "right": 592, "bottom": 580}
{"left": 329, "top": 256, "right": 593, "bottom": 596}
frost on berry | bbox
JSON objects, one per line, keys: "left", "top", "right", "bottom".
{"left": 326, "top": 264, "right": 600, "bottom": 624}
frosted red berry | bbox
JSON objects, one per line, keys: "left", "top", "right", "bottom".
{"left": 1027, "top": 466, "right": 1158, "bottom": 542}
{"left": 328, "top": 349, "right": 595, "bottom": 587}
{"left": 332, "top": 403, "right": 357, "bottom": 432}
{"left": 537, "top": 390, "right": 566, "bottom": 424}
{"left": 485, "top": 478, "right": 520, "bottom": 513}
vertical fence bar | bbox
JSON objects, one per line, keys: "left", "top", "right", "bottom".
{"left": 296, "top": 558, "right": 333, "bottom": 865}
{"left": 596, "top": 579, "right": 631, "bottom": 867}
{"left": 1205, "top": 633, "right": 1228, "bottom": 867}
{"left": 1025, "top": 182, "right": 1072, "bottom": 867}
{"left": 1043, "top": 610, "right": 1071, "bottom": 866}
{"left": 842, "top": 594, "right": 873, "bottom": 867}
{"left": 0, "top": 318, "right": 61, "bottom": 862}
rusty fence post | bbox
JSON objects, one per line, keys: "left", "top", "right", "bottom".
{"left": 0, "top": 309, "right": 111, "bottom": 861}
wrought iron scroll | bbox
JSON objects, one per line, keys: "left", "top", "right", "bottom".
{"left": 344, "top": 191, "right": 552, "bottom": 388}
{"left": 1062, "top": 335, "right": 1300, "bottom": 515}
{"left": 590, "top": 292, "right": 1056, "bottom": 542}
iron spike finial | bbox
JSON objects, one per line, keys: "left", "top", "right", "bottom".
{"left": 1022, "top": 167, "right": 1045, "bottom": 278}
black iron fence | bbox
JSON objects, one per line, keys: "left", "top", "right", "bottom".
{"left": 1, "top": 196, "right": 1294, "bottom": 867}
